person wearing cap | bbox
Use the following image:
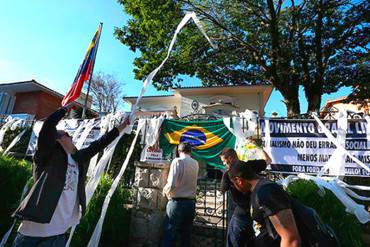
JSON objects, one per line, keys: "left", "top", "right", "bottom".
{"left": 228, "top": 161, "right": 300, "bottom": 247}
{"left": 220, "top": 147, "right": 268, "bottom": 247}
{"left": 162, "top": 142, "right": 199, "bottom": 247}
{"left": 12, "top": 104, "right": 129, "bottom": 247}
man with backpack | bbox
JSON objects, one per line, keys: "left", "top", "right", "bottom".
{"left": 228, "top": 160, "right": 340, "bottom": 247}
{"left": 220, "top": 148, "right": 268, "bottom": 247}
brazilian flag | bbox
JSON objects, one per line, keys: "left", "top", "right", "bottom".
{"left": 159, "top": 119, "right": 236, "bottom": 169}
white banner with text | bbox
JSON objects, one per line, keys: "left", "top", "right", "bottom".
{"left": 260, "top": 119, "right": 369, "bottom": 176}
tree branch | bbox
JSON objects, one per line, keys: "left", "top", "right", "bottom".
{"left": 180, "top": 0, "right": 270, "bottom": 72}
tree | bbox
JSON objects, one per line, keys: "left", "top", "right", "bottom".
{"left": 89, "top": 72, "right": 123, "bottom": 113}
{"left": 345, "top": 58, "right": 370, "bottom": 102}
{"left": 115, "top": 0, "right": 369, "bottom": 117}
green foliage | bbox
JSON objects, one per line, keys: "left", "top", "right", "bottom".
{"left": 344, "top": 176, "right": 370, "bottom": 208}
{"left": 0, "top": 153, "right": 132, "bottom": 246}
{"left": 108, "top": 133, "right": 142, "bottom": 186}
{"left": 71, "top": 174, "right": 132, "bottom": 247}
{"left": 1, "top": 127, "right": 32, "bottom": 156}
{"left": 115, "top": 0, "right": 186, "bottom": 90}
{"left": 0, "top": 155, "right": 32, "bottom": 237}
{"left": 287, "top": 179, "right": 364, "bottom": 247}
{"left": 115, "top": 0, "right": 369, "bottom": 115}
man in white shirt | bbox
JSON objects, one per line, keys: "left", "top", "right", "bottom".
{"left": 162, "top": 142, "right": 199, "bottom": 247}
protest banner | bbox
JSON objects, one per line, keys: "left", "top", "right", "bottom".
{"left": 260, "top": 119, "right": 370, "bottom": 176}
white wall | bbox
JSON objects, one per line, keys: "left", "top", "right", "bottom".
{"left": 129, "top": 89, "right": 267, "bottom": 117}
{"left": 179, "top": 92, "right": 261, "bottom": 117}
{"left": 137, "top": 97, "right": 181, "bottom": 112}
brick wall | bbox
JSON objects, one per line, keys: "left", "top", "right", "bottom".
{"left": 36, "top": 91, "right": 62, "bottom": 119}
{"left": 12, "top": 92, "right": 40, "bottom": 116}
{"left": 12, "top": 91, "right": 62, "bottom": 119}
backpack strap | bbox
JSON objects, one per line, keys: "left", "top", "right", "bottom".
{"left": 253, "top": 181, "right": 276, "bottom": 239}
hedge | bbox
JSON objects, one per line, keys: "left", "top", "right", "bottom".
{"left": 71, "top": 174, "right": 132, "bottom": 247}
{"left": 1, "top": 127, "right": 32, "bottom": 157}
{"left": 0, "top": 155, "right": 32, "bottom": 238}
{"left": 0, "top": 154, "right": 132, "bottom": 247}
{"left": 108, "top": 133, "right": 143, "bottom": 187}
{"left": 287, "top": 179, "right": 364, "bottom": 247}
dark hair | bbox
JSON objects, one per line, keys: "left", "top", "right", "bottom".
{"left": 178, "top": 142, "right": 192, "bottom": 153}
{"left": 229, "top": 160, "right": 258, "bottom": 180}
{"left": 220, "top": 147, "right": 238, "bottom": 159}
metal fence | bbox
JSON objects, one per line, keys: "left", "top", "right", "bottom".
{"left": 193, "top": 168, "right": 227, "bottom": 247}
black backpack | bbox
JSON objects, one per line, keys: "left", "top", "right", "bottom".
{"left": 254, "top": 181, "right": 341, "bottom": 247}
{"left": 290, "top": 198, "right": 341, "bottom": 247}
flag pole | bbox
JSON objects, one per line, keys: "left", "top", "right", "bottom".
{"left": 82, "top": 22, "right": 103, "bottom": 119}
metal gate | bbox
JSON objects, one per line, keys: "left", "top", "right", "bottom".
{"left": 192, "top": 168, "right": 228, "bottom": 247}
{"left": 179, "top": 113, "right": 229, "bottom": 246}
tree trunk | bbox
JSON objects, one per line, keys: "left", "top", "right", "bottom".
{"left": 266, "top": 0, "right": 300, "bottom": 118}
{"left": 287, "top": 100, "right": 300, "bottom": 118}
{"left": 306, "top": 87, "right": 322, "bottom": 113}
{"left": 284, "top": 94, "right": 300, "bottom": 118}
{"left": 278, "top": 84, "right": 301, "bottom": 118}
{"left": 305, "top": 0, "right": 324, "bottom": 114}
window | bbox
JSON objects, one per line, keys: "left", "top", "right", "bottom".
{"left": 0, "top": 92, "right": 15, "bottom": 114}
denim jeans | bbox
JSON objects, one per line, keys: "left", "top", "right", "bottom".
{"left": 162, "top": 199, "right": 196, "bottom": 247}
{"left": 226, "top": 214, "right": 255, "bottom": 247}
{"left": 13, "top": 233, "right": 66, "bottom": 247}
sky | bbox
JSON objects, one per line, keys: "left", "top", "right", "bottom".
{"left": 0, "top": 0, "right": 352, "bottom": 117}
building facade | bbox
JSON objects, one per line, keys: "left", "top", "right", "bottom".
{"left": 0, "top": 80, "right": 96, "bottom": 119}
{"left": 123, "top": 85, "right": 273, "bottom": 118}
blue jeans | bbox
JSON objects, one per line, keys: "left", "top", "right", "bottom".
{"left": 162, "top": 199, "right": 196, "bottom": 247}
{"left": 13, "top": 233, "right": 66, "bottom": 247}
{"left": 226, "top": 214, "right": 255, "bottom": 247}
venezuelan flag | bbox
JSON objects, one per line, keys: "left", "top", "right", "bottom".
{"left": 160, "top": 119, "right": 236, "bottom": 169}
{"left": 62, "top": 23, "right": 102, "bottom": 106}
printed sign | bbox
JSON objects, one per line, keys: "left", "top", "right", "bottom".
{"left": 260, "top": 119, "right": 370, "bottom": 176}
{"left": 140, "top": 145, "right": 164, "bottom": 163}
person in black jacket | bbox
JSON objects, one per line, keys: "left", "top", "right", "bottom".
{"left": 12, "top": 104, "right": 129, "bottom": 247}
{"left": 220, "top": 148, "right": 268, "bottom": 247}
{"left": 228, "top": 161, "right": 301, "bottom": 247}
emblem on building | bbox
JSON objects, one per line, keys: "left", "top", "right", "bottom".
{"left": 191, "top": 100, "right": 199, "bottom": 111}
